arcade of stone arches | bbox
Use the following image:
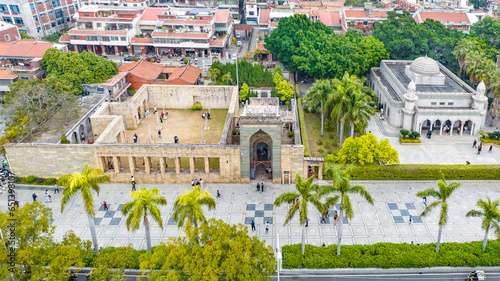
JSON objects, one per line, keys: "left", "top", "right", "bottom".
{"left": 419, "top": 119, "right": 476, "bottom": 136}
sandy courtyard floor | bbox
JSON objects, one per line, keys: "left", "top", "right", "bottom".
{"left": 126, "top": 109, "right": 228, "bottom": 144}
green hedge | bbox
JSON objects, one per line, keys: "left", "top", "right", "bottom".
{"left": 399, "top": 137, "right": 421, "bottom": 143}
{"left": 18, "top": 176, "right": 58, "bottom": 186}
{"left": 481, "top": 137, "right": 500, "bottom": 145}
{"left": 283, "top": 241, "right": 500, "bottom": 269}
{"left": 298, "top": 98, "right": 310, "bottom": 157}
{"left": 325, "top": 164, "right": 500, "bottom": 180}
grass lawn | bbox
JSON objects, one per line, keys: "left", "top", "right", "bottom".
{"left": 304, "top": 113, "right": 350, "bottom": 158}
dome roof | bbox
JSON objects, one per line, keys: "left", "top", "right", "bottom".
{"left": 410, "top": 57, "right": 440, "bottom": 76}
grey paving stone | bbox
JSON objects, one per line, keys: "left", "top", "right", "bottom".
{"left": 393, "top": 216, "right": 404, "bottom": 223}
{"left": 246, "top": 204, "right": 255, "bottom": 211}
{"left": 388, "top": 203, "right": 399, "bottom": 210}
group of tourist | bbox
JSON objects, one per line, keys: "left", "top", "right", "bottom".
{"left": 472, "top": 139, "right": 492, "bottom": 155}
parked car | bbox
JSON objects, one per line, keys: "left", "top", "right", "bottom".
{"left": 124, "top": 56, "right": 136, "bottom": 61}
{"left": 146, "top": 56, "right": 161, "bottom": 63}
{"left": 237, "top": 40, "right": 242, "bottom": 47}
{"left": 235, "top": 33, "right": 242, "bottom": 39}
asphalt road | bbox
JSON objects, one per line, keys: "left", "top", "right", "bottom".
{"left": 271, "top": 272, "right": 500, "bottom": 281}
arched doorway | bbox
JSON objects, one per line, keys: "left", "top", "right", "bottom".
{"left": 250, "top": 130, "right": 272, "bottom": 180}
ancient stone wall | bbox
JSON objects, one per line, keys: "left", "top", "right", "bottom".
{"left": 145, "top": 85, "right": 235, "bottom": 109}
{"left": 281, "top": 145, "right": 305, "bottom": 182}
{"left": 5, "top": 144, "right": 94, "bottom": 177}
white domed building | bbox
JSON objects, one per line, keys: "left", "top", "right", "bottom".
{"left": 370, "top": 57, "right": 488, "bottom": 136}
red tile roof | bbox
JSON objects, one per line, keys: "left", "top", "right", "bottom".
{"left": 140, "top": 8, "right": 170, "bottom": 21}
{"left": 130, "top": 37, "right": 154, "bottom": 45}
{"left": 68, "top": 29, "right": 98, "bottom": 35}
{"left": 344, "top": 10, "right": 388, "bottom": 18}
{"left": 119, "top": 61, "right": 139, "bottom": 72}
{"left": 317, "top": 10, "right": 341, "bottom": 26}
{"left": 128, "top": 59, "right": 165, "bottom": 80}
{"left": 415, "top": 11, "right": 470, "bottom": 24}
{"left": 152, "top": 32, "right": 209, "bottom": 38}
{"left": 95, "top": 71, "right": 128, "bottom": 86}
{"left": 1, "top": 40, "right": 57, "bottom": 58}
{"left": 259, "top": 9, "right": 271, "bottom": 25}
{"left": 0, "top": 69, "right": 17, "bottom": 79}
{"left": 215, "top": 9, "right": 229, "bottom": 22}
{"left": 209, "top": 39, "right": 224, "bottom": 46}
{"left": 59, "top": 35, "right": 70, "bottom": 43}
{"left": 167, "top": 64, "right": 201, "bottom": 84}
{"left": 299, "top": 1, "right": 322, "bottom": 7}
{"left": 257, "top": 43, "right": 266, "bottom": 50}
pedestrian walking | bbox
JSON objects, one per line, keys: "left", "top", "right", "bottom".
{"left": 32, "top": 193, "right": 37, "bottom": 202}
{"left": 422, "top": 197, "right": 427, "bottom": 207}
{"left": 54, "top": 183, "right": 59, "bottom": 194}
{"left": 161, "top": 112, "right": 164, "bottom": 119}
{"left": 44, "top": 190, "right": 51, "bottom": 203}
{"left": 265, "top": 221, "right": 269, "bottom": 234}
{"left": 334, "top": 211, "right": 338, "bottom": 222}
{"left": 216, "top": 190, "right": 221, "bottom": 199}
{"left": 103, "top": 201, "right": 108, "bottom": 210}
{"left": 409, "top": 215, "right": 412, "bottom": 224}
{"left": 306, "top": 217, "right": 310, "bottom": 227}
{"left": 321, "top": 215, "right": 327, "bottom": 223}
{"left": 261, "top": 181, "right": 265, "bottom": 192}
{"left": 200, "top": 178, "right": 204, "bottom": 188}
{"left": 160, "top": 116, "right": 163, "bottom": 123}
{"left": 132, "top": 181, "right": 136, "bottom": 191}
{"left": 478, "top": 145, "right": 482, "bottom": 155}
{"left": 191, "top": 180, "right": 195, "bottom": 186}
{"left": 257, "top": 183, "right": 260, "bottom": 192}
{"left": 472, "top": 139, "right": 477, "bottom": 148}
{"left": 13, "top": 200, "right": 19, "bottom": 207}
{"left": 131, "top": 176, "right": 135, "bottom": 184}
{"left": 174, "top": 136, "right": 179, "bottom": 144}
{"left": 158, "top": 130, "right": 162, "bottom": 138}
{"left": 251, "top": 219, "right": 256, "bottom": 231}
{"left": 154, "top": 106, "right": 157, "bottom": 114}
{"left": 489, "top": 145, "right": 493, "bottom": 153}
{"left": 133, "top": 134, "right": 138, "bottom": 143}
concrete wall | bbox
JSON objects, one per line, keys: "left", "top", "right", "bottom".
{"left": 5, "top": 144, "right": 94, "bottom": 178}
{"left": 146, "top": 85, "right": 236, "bottom": 109}
{"left": 280, "top": 144, "right": 304, "bottom": 182}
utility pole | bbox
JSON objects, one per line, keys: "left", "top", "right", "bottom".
{"left": 234, "top": 51, "right": 239, "bottom": 89}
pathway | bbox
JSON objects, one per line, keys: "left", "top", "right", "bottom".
{"left": 1, "top": 181, "right": 496, "bottom": 251}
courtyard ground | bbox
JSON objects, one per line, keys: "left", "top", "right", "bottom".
{"left": 126, "top": 109, "right": 228, "bottom": 145}
{"left": 3, "top": 181, "right": 496, "bottom": 251}
{"left": 304, "top": 112, "right": 353, "bottom": 158}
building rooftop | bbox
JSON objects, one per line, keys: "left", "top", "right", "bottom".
{"left": 317, "top": 10, "right": 341, "bottom": 26}
{"left": 215, "top": 9, "right": 229, "bottom": 22}
{"left": 140, "top": 8, "right": 171, "bottom": 21}
{"left": 0, "top": 40, "right": 63, "bottom": 58}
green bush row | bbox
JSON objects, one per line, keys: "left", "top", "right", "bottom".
{"left": 399, "top": 137, "right": 421, "bottom": 143}
{"left": 326, "top": 164, "right": 500, "bottom": 180}
{"left": 481, "top": 137, "right": 500, "bottom": 145}
{"left": 298, "top": 98, "right": 310, "bottom": 157}
{"left": 18, "top": 176, "right": 57, "bottom": 186}
{"left": 283, "top": 241, "right": 500, "bottom": 269}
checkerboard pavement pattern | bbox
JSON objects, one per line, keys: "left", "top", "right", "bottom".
{"left": 244, "top": 203, "right": 273, "bottom": 225}
{"left": 94, "top": 204, "right": 124, "bottom": 226}
{"left": 388, "top": 203, "right": 422, "bottom": 223}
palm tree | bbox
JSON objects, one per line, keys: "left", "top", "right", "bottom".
{"left": 208, "top": 68, "right": 220, "bottom": 84}
{"left": 453, "top": 38, "right": 478, "bottom": 77}
{"left": 274, "top": 174, "right": 324, "bottom": 256}
{"left": 121, "top": 187, "right": 167, "bottom": 251}
{"left": 329, "top": 73, "right": 365, "bottom": 147}
{"left": 466, "top": 197, "right": 500, "bottom": 252}
{"left": 59, "top": 165, "right": 110, "bottom": 254}
{"left": 305, "top": 79, "right": 332, "bottom": 137}
{"left": 318, "top": 167, "right": 374, "bottom": 256}
{"left": 222, "top": 72, "right": 233, "bottom": 85}
{"left": 172, "top": 185, "right": 216, "bottom": 228}
{"left": 345, "top": 91, "right": 375, "bottom": 138}
{"left": 416, "top": 174, "right": 461, "bottom": 253}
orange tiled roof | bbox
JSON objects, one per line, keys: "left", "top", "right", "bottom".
{"left": 317, "top": 10, "right": 341, "bottom": 25}
{"left": 259, "top": 9, "right": 271, "bottom": 25}
{"left": 415, "top": 11, "right": 470, "bottom": 24}
{"left": 119, "top": 61, "right": 140, "bottom": 72}
{"left": 168, "top": 64, "right": 201, "bottom": 84}
{"left": 215, "top": 9, "right": 229, "bottom": 22}
{"left": 1, "top": 40, "right": 57, "bottom": 58}
{"left": 344, "top": 10, "right": 388, "bottom": 18}
{"left": 0, "top": 69, "right": 17, "bottom": 79}
{"left": 128, "top": 59, "right": 165, "bottom": 80}
{"left": 59, "top": 35, "right": 70, "bottom": 43}
{"left": 322, "top": 1, "right": 345, "bottom": 7}
{"left": 140, "top": 8, "right": 170, "bottom": 21}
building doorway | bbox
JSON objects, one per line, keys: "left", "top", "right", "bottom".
{"left": 250, "top": 129, "right": 272, "bottom": 180}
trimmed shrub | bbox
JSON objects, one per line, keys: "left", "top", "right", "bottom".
{"left": 283, "top": 241, "right": 500, "bottom": 269}
{"left": 325, "top": 164, "right": 500, "bottom": 180}
{"left": 26, "top": 175, "right": 36, "bottom": 183}
{"left": 192, "top": 102, "right": 202, "bottom": 111}
{"left": 481, "top": 137, "right": 500, "bottom": 145}
{"left": 317, "top": 140, "right": 323, "bottom": 145}
{"left": 298, "top": 98, "right": 310, "bottom": 157}
{"left": 329, "top": 132, "right": 334, "bottom": 139}
{"left": 60, "top": 135, "right": 70, "bottom": 144}
{"left": 36, "top": 178, "right": 44, "bottom": 184}
{"left": 399, "top": 137, "right": 421, "bottom": 143}
{"left": 44, "top": 178, "right": 56, "bottom": 185}
{"left": 287, "top": 131, "right": 293, "bottom": 138}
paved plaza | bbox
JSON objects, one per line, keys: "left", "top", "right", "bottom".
{"left": 1, "top": 181, "right": 498, "bottom": 250}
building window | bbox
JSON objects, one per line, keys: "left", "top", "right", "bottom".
{"left": 110, "top": 36, "right": 118, "bottom": 41}
{"left": 30, "top": 3, "right": 35, "bottom": 10}
{"left": 439, "top": 102, "right": 445, "bottom": 105}
{"left": 83, "top": 13, "right": 89, "bottom": 17}
{"left": 34, "top": 15, "right": 39, "bottom": 22}
{"left": 0, "top": 4, "right": 7, "bottom": 12}
{"left": 52, "top": 0, "right": 61, "bottom": 7}
{"left": 40, "top": 13, "right": 45, "bottom": 17}
{"left": 363, "top": 21, "right": 368, "bottom": 25}
{"left": 55, "top": 9, "right": 63, "bottom": 18}
{"left": 66, "top": 17, "right": 70, "bottom": 22}
{"left": 71, "top": 35, "right": 79, "bottom": 39}
{"left": 431, "top": 102, "right": 437, "bottom": 105}
{"left": 9, "top": 5, "right": 20, "bottom": 13}
{"left": 2, "top": 17, "right": 12, "bottom": 23}
{"left": 249, "top": 11, "right": 254, "bottom": 15}
{"left": 48, "top": 11, "right": 53, "bottom": 14}
{"left": 36, "top": 2, "right": 42, "bottom": 5}
{"left": 85, "top": 36, "right": 97, "bottom": 41}
{"left": 51, "top": 22, "right": 56, "bottom": 27}
{"left": 14, "top": 17, "right": 23, "bottom": 25}
{"left": 120, "top": 36, "right": 126, "bottom": 41}
{"left": 20, "top": 77, "right": 30, "bottom": 80}
{"left": 4, "top": 34, "right": 10, "bottom": 41}
{"left": 448, "top": 102, "right": 454, "bottom": 106}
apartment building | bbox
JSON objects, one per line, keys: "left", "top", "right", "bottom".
{"left": 60, "top": 6, "right": 143, "bottom": 55}
{"left": 0, "top": 20, "right": 20, "bottom": 42}
{"left": 155, "top": 0, "right": 239, "bottom": 23}
{"left": 413, "top": 10, "right": 479, "bottom": 32}
{"left": 0, "top": 0, "right": 77, "bottom": 38}
{"left": 79, "top": 0, "right": 154, "bottom": 7}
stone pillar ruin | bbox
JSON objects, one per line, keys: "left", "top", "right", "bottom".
{"left": 175, "top": 157, "right": 181, "bottom": 174}
{"left": 113, "top": 156, "right": 120, "bottom": 173}
{"left": 160, "top": 157, "right": 166, "bottom": 174}
{"left": 204, "top": 157, "right": 210, "bottom": 174}
{"left": 145, "top": 157, "right": 151, "bottom": 175}
{"left": 129, "top": 156, "right": 136, "bottom": 174}
{"left": 189, "top": 157, "right": 195, "bottom": 174}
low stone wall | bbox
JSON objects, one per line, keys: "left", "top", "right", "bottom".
{"left": 146, "top": 85, "right": 235, "bottom": 109}
{"left": 5, "top": 144, "right": 94, "bottom": 178}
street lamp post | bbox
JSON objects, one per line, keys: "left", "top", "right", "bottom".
{"left": 234, "top": 51, "right": 239, "bottom": 89}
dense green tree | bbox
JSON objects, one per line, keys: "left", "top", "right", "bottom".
{"left": 416, "top": 174, "right": 461, "bottom": 253}
{"left": 209, "top": 60, "right": 274, "bottom": 87}
{"left": 207, "top": 67, "right": 220, "bottom": 84}
{"left": 274, "top": 174, "right": 324, "bottom": 256}
{"left": 319, "top": 167, "right": 374, "bottom": 255}
{"left": 239, "top": 82, "right": 250, "bottom": 101}
{"left": 122, "top": 188, "right": 167, "bottom": 251}
{"left": 172, "top": 185, "right": 216, "bottom": 228}
{"left": 373, "top": 11, "right": 465, "bottom": 73}
{"left": 470, "top": 17, "right": 500, "bottom": 50}
{"left": 89, "top": 246, "right": 138, "bottom": 280}
{"left": 20, "top": 31, "right": 35, "bottom": 39}
{"left": 41, "top": 49, "right": 118, "bottom": 95}
{"left": 139, "top": 219, "right": 275, "bottom": 280}
{"left": 333, "top": 133, "right": 399, "bottom": 165}
{"left": 466, "top": 197, "right": 500, "bottom": 252}
{"left": 59, "top": 165, "right": 110, "bottom": 254}
{"left": 470, "top": 0, "right": 488, "bottom": 8}
{"left": 276, "top": 79, "right": 294, "bottom": 101}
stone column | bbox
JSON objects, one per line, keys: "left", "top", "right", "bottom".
{"left": 160, "top": 157, "right": 166, "bottom": 174}
{"left": 129, "top": 156, "right": 136, "bottom": 174}
{"left": 113, "top": 156, "right": 120, "bottom": 173}
{"left": 440, "top": 123, "right": 443, "bottom": 136}
{"left": 175, "top": 157, "right": 181, "bottom": 175}
{"left": 114, "top": 46, "right": 119, "bottom": 54}
{"left": 101, "top": 45, "right": 106, "bottom": 55}
{"left": 145, "top": 157, "right": 151, "bottom": 175}
{"left": 204, "top": 157, "right": 210, "bottom": 174}
{"left": 460, "top": 121, "right": 464, "bottom": 136}
{"left": 449, "top": 124, "right": 453, "bottom": 136}
{"left": 189, "top": 157, "right": 195, "bottom": 174}
{"left": 318, "top": 163, "right": 323, "bottom": 180}
{"left": 98, "top": 156, "right": 106, "bottom": 172}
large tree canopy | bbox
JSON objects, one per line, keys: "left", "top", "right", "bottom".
{"left": 265, "top": 14, "right": 388, "bottom": 79}
{"left": 41, "top": 49, "right": 118, "bottom": 94}
{"left": 373, "top": 11, "right": 465, "bottom": 73}
{"left": 470, "top": 17, "right": 500, "bottom": 51}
